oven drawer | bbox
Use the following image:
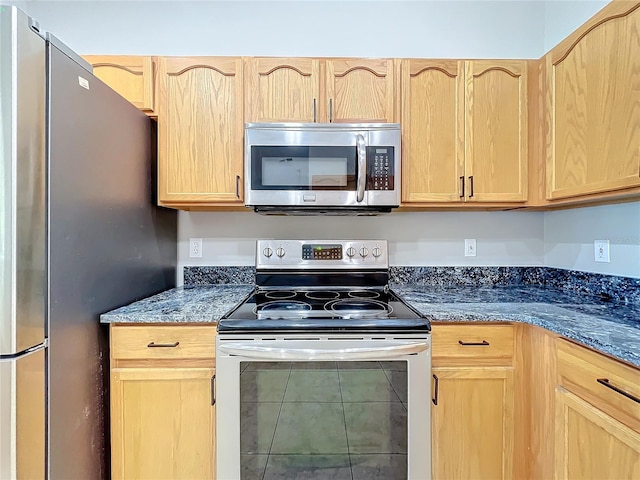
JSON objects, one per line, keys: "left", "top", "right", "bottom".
{"left": 557, "top": 338, "right": 640, "bottom": 432}
{"left": 110, "top": 325, "right": 217, "bottom": 360}
{"left": 431, "top": 324, "right": 514, "bottom": 365}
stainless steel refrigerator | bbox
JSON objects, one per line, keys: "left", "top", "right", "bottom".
{"left": 0, "top": 6, "right": 177, "bottom": 479}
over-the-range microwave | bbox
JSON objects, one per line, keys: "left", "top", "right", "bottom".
{"left": 244, "top": 122, "right": 401, "bottom": 215}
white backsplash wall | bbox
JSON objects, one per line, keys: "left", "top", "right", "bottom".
{"left": 544, "top": 202, "right": 640, "bottom": 279}
{"left": 178, "top": 211, "right": 546, "bottom": 284}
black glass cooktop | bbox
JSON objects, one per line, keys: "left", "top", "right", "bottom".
{"left": 218, "top": 288, "right": 431, "bottom": 333}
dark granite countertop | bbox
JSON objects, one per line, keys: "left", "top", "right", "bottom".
{"left": 100, "top": 283, "right": 640, "bottom": 368}
{"left": 100, "top": 285, "right": 254, "bottom": 324}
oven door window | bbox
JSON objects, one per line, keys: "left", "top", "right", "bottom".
{"left": 250, "top": 146, "right": 357, "bottom": 191}
{"left": 239, "top": 360, "right": 408, "bottom": 479}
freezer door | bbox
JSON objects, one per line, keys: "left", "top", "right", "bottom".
{"left": 0, "top": 347, "right": 46, "bottom": 480}
{"left": 0, "top": 6, "right": 47, "bottom": 356}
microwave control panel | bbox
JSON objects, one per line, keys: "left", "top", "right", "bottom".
{"left": 367, "top": 146, "right": 394, "bottom": 191}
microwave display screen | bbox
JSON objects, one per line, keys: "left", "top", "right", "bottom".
{"left": 262, "top": 157, "right": 348, "bottom": 187}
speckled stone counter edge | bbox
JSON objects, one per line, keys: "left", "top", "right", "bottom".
{"left": 184, "top": 266, "right": 640, "bottom": 305}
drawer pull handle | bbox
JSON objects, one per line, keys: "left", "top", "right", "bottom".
{"left": 432, "top": 374, "right": 439, "bottom": 406}
{"left": 147, "top": 341, "right": 180, "bottom": 348}
{"left": 458, "top": 340, "right": 490, "bottom": 346}
{"left": 597, "top": 378, "right": 640, "bottom": 404}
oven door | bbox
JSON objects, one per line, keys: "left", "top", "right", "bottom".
{"left": 216, "top": 333, "right": 431, "bottom": 480}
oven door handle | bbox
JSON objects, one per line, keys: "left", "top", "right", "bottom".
{"left": 356, "top": 133, "right": 367, "bottom": 203}
{"left": 218, "top": 341, "right": 429, "bottom": 360}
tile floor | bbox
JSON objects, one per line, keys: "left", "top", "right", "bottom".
{"left": 240, "top": 361, "right": 408, "bottom": 480}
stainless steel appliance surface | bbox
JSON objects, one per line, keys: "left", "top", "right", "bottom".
{"left": 216, "top": 240, "right": 431, "bottom": 480}
{"left": 244, "top": 123, "right": 401, "bottom": 215}
{"left": 0, "top": 7, "right": 177, "bottom": 479}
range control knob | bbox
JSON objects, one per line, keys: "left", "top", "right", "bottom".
{"left": 359, "top": 247, "right": 369, "bottom": 258}
{"left": 276, "top": 247, "right": 286, "bottom": 258}
{"left": 346, "top": 247, "right": 356, "bottom": 258}
{"left": 263, "top": 247, "right": 273, "bottom": 258}
{"left": 372, "top": 247, "right": 382, "bottom": 258}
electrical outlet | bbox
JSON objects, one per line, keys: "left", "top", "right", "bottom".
{"left": 465, "top": 239, "right": 477, "bottom": 257}
{"left": 189, "top": 238, "right": 203, "bottom": 258}
{"left": 594, "top": 240, "right": 610, "bottom": 263}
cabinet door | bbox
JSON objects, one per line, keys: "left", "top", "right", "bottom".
{"left": 555, "top": 387, "right": 640, "bottom": 480}
{"left": 83, "top": 55, "right": 155, "bottom": 113}
{"left": 245, "top": 57, "right": 321, "bottom": 123}
{"left": 465, "top": 60, "right": 528, "bottom": 202}
{"left": 401, "top": 60, "right": 465, "bottom": 203}
{"left": 157, "top": 57, "right": 244, "bottom": 205}
{"left": 432, "top": 367, "right": 514, "bottom": 480}
{"left": 111, "top": 367, "right": 216, "bottom": 480}
{"left": 546, "top": 4, "right": 640, "bottom": 200}
{"left": 325, "top": 58, "right": 396, "bottom": 123}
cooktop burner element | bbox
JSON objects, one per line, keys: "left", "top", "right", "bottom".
{"left": 304, "top": 290, "right": 340, "bottom": 300}
{"left": 218, "top": 240, "right": 430, "bottom": 333}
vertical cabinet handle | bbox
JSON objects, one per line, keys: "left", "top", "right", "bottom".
{"left": 597, "top": 378, "right": 640, "bottom": 404}
{"left": 459, "top": 176, "right": 465, "bottom": 198}
{"left": 329, "top": 99, "right": 333, "bottom": 123}
{"left": 211, "top": 375, "right": 216, "bottom": 406}
{"left": 313, "top": 98, "right": 317, "bottom": 123}
{"left": 432, "top": 374, "right": 439, "bottom": 405}
{"left": 468, "top": 176, "right": 474, "bottom": 198}
{"left": 235, "top": 175, "right": 241, "bottom": 198}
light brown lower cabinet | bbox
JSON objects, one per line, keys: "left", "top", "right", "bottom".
{"left": 432, "top": 366, "right": 514, "bottom": 480}
{"left": 555, "top": 387, "right": 640, "bottom": 480}
{"left": 431, "top": 323, "right": 515, "bottom": 480}
{"left": 109, "top": 325, "right": 217, "bottom": 480}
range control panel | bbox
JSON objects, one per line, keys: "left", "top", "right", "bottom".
{"left": 257, "top": 240, "right": 388, "bottom": 270}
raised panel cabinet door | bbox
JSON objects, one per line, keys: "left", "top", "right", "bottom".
{"left": 464, "top": 60, "right": 528, "bottom": 202}
{"left": 245, "top": 57, "right": 321, "bottom": 123}
{"left": 110, "top": 368, "right": 216, "bottom": 480}
{"left": 157, "top": 57, "right": 244, "bottom": 205}
{"left": 432, "top": 367, "right": 514, "bottom": 480}
{"left": 401, "top": 60, "right": 465, "bottom": 203}
{"left": 555, "top": 388, "right": 640, "bottom": 480}
{"left": 325, "top": 58, "right": 396, "bottom": 123}
{"left": 83, "top": 55, "right": 155, "bottom": 112}
{"left": 546, "top": 3, "right": 640, "bottom": 200}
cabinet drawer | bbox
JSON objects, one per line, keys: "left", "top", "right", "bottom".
{"left": 557, "top": 339, "right": 640, "bottom": 433}
{"left": 110, "top": 325, "right": 217, "bottom": 360}
{"left": 432, "top": 324, "right": 514, "bottom": 364}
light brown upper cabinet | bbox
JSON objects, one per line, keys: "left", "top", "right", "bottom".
{"left": 401, "top": 60, "right": 465, "bottom": 203}
{"left": 325, "top": 58, "right": 397, "bottom": 123}
{"left": 83, "top": 55, "right": 155, "bottom": 114}
{"left": 465, "top": 60, "right": 528, "bottom": 202}
{"left": 402, "top": 59, "right": 528, "bottom": 204}
{"left": 546, "top": 2, "right": 640, "bottom": 201}
{"left": 156, "top": 57, "right": 244, "bottom": 207}
{"left": 245, "top": 57, "right": 321, "bottom": 123}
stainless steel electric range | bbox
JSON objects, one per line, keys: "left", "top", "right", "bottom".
{"left": 216, "top": 240, "right": 432, "bottom": 480}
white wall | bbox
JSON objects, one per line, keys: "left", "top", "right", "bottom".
{"left": 179, "top": 210, "right": 545, "bottom": 270}
{"left": 27, "top": 1, "right": 545, "bottom": 58}
{"left": 544, "top": 202, "right": 640, "bottom": 278}
{"left": 22, "top": 0, "right": 639, "bottom": 281}
{"left": 543, "top": 0, "right": 609, "bottom": 53}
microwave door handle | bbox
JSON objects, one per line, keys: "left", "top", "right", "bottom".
{"left": 217, "top": 342, "right": 429, "bottom": 360}
{"left": 356, "top": 134, "right": 367, "bottom": 203}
